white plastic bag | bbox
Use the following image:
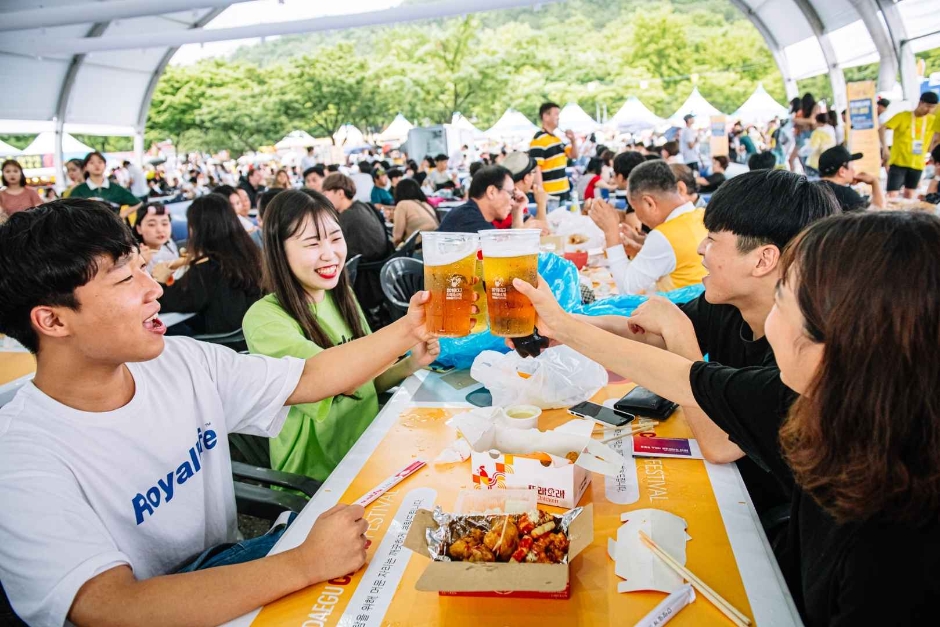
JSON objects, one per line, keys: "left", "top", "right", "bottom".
{"left": 546, "top": 208, "right": 606, "bottom": 251}
{"left": 470, "top": 345, "right": 608, "bottom": 409}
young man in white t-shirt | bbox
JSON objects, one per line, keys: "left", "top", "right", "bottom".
{"left": 0, "top": 199, "right": 449, "bottom": 627}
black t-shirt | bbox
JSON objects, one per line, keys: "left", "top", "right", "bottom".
{"left": 692, "top": 361, "right": 940, "bottom": 625}
{"left": 700, "top": 172, "right": 726, "bottom": 194}
{"left": 339, "top": 201, "right": 391, "bottom": 263}
{"left": 819, "top": 180, "right": 867, "bottom": 212}
{"left": 159, "top": 258, "right": 261, "bottom": 335}
{"left": 437, "top": 199, "right": 496, "bottom": 233}
{"left": 679, "top": 296, "right": 796, "bottom": 514}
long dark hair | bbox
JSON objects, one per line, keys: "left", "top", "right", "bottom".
{"left": 184, "top": 193, "right": 261, "bottom": 292}
{"left": 1, "top": 159, "right": 26, "bottom": 187}
{"left": 779, "top": 212, "right": 940, "bottom": 525}
{"left": 394, "top": 178, "right": 428, "bottom": 204}
{"left": 261, "top": 189, "right": 367, "bottom": 347}
{"left": 800, "top": 92, "right": 816, "bottom": 119}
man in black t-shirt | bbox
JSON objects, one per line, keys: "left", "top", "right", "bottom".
{"left": 549, "top": 170, "right": 840, "bottom": 516}
{"left": 817, "top": 146, "right": 885, "bottom": 212}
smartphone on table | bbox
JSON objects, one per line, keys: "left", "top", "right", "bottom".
{"left": 568, "top": 401, "right": 634, "bottom": 427}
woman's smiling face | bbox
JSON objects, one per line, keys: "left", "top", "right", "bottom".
{"left": 284, "top": 214, "right": 347, "bottom": 298}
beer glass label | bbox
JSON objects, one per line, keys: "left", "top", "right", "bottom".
{"left": 492, "top": 277, "right": 508, "bottom": 300}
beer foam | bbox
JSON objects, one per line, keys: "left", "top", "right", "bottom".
{"left": 424, "top": 241, "right": 477, "bottom": 266}
{"left": 481, "top": 245, "right": 537, "bottom": 258}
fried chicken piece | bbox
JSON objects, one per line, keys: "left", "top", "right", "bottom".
{"left": 483, "top": 518, "right": 519, "bottom": 561}
{"left": 467, "top": 544, "right": 496, "bottom": 562}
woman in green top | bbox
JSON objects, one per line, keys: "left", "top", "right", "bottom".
{"left": 69, "top": 151, "right": 141, "bottom": 219}
{"left": 243, "top": 189, "right": 440, "bottom": 481}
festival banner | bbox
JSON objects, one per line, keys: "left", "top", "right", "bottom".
{"left": 709, "top": 116, "right": 728, "bottom": 157}
{"left": 846, "top": 81, "right": 880, "bottom": 176}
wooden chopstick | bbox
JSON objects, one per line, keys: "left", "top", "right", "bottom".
{"left": 638, "top": 531, "right": 751, "bottom": 627}
{"left": 600, "top": 421, "right": 658, "bottom": 444}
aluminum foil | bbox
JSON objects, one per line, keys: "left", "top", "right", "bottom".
{"left": 427, "top": 506, "right": 583, "bottom": 564}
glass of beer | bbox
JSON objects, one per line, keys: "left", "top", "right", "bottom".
{"left": 479, "top": 229, "right": 540, "bottom": 338}
{"left": 421, "top": 232, "right": 478, "bottom": 337}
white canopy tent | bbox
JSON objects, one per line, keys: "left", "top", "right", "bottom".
{"left": 558, "top": 102, "right": 599, "bottom": 135}
{"left": 21, "top": 131, "right": 95, "bottom": 156}
{"left": 333, "top": 124, "right": 366, "bottom": 147}
{"left": 451, "top": 113, "right": 487, "bottom": 141}
{"left": 274, "top": 129, "right": 318, "bottom": 151}
{"left": 2, "top": 0, "right": 938, "bottom": 188}
{"left": 0, "top": 139, "right": 21, "bottom": 157}
{"left": 669, "top": 88, "right": 725, "bottom": 128}
{"left": 485, "top": 108, "right": 538, "bottom": 141}
{"left": 731, "top": 83, "right": 790, "bottom": 125}
{"left": 609, "top": 96, "right": 668, "bottom": 133}
{"left": 376, "top": 113, "right": 414, "bottom": 144}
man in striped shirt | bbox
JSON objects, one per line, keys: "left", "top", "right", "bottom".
{"left": 529, "top": 102, "right": 579, "bottom": 201}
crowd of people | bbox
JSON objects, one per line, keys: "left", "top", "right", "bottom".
{"left": 0, "top": 94, "right": 939, "bottom": 627}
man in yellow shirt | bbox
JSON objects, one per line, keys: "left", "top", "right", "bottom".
{"left": 879, "top": 92, "right": 939, "bottom": 198}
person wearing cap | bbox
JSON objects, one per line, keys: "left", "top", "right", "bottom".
{"left": 879, "top": 91, "right": 940, "bottom": 198}
{"left": 818, "top": 146, "right": 885, "bottom": 212}
{"left": 876, "top": 98, "right": 890, "bottom": 118}
{"left": 369, "top": 168, "right": 395, "bottom": 211}
{"left": 680, "top": 114, "right": 701, "bottom": 172}
{"left": 504, "top": 151, "right": 548, "bottom": 219}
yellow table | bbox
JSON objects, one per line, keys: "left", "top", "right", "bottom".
{"left": 226, "top": 371, "right": 800, "bottom": 627}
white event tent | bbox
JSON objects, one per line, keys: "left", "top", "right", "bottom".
{"left": 21, "top": 131, "right": 95, "bottom": 157}
{"left": 669, "top": 88, "right": 724, "bottom": 127}
{"left": 485, "top": 108, "right": 538, "bottom": 141}
{"left": 333, "top": 124, "right": 366, "bottom": 147}
{"left": 274, "top": 130, "right": 319, "bottom": 151}
{"left": 0, "top": 139, "right": 21, "bottom": 157}
{"left": 609, "top": 96, "right": 668, "bottom": 133}
{"left": 376, "top": 113, "right": 414, "bottom": 144}
{"left": 731, "top": 83, "right": 790, "bottom": 125}
{"left": 558, "top": 102, "right": 599, "bottom": 135}
{"left": 451, "top": 113, "right": 487, "bottom": 141}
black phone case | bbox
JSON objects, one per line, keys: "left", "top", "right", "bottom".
{"left": 614, "top": 386, "right": 678, "bottom": 420}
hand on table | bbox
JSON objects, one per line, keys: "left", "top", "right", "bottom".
{"left": 293, "top": 504, "right": 369, "bottom": 584}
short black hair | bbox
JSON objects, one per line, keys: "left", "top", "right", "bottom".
{"left": 748, "top": 151, "right": 777, "bottom": 171}
{"left": 613, "top": 151, "right": 645, "bottom": 180}
{"left": 213, "top": 184, "right": 237, "bottom": 199}
{"left": 661, "top": 141, "right": 679, "bottom": 157}
{"left": 258, "top": 188, "right": 285, "bottom": 220}
{"left": 303, "top": 165, "right": 325, "bottom": 180}
{"left": 539, "top": 102, "right": 560, "bottom": 119}
{"left": 468, "top": 161, "right": 485, "bottom": 178}
{"left": 434, "top": 154, "right": 448, "bottom": 163}
{"left": 643, "top": 154, "right": 662, "bottom": 162}
{"left": 387, "top": 168, "right": 403, "bottom": 181}
{"left": 0, "top": 199, "right": 137, "bottom": 353}
{"left": 357, "top": 161, "right": 372, "bottom": 174}
{"left": 469, "top": 165, "right": 512, "bottom": 200}
{"left": 704, "top": 169, "right": 840, "bottom": 253}
{"left": 627, "top": 160, "right": 678, "bottom": 197}
{"left": 326, "top": 164, "right": 340, "bottom": 173}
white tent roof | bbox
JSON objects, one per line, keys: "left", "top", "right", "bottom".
{"left": 21, "top": 131, "right": 95, "bottom": 156}
{"left": 558, "top": 102, "right": 598, "bottom": 135}
{"left": 669, "top": 88, "right": 724, "bottom": 127}
{"left": 333, "top": 124, "right": 365, "bottom": 147}
{"left": 275, "top": 129, "right": 317, "bottom": 150}
{"left": 731, "top": 83, "right": 789, "bottom": 125}
{"left": 376, "top": 113, "right": 413, "bottom": 143}
{"left": 609, "top": 96, "right": 667, "bottom": 133}
{"left": 0, "top": 139, "right": 20, "bottom": 157}
{"left": 451, "top": 113, "right": 487, "bottom": 140}
{"left": 485, "top": 108, "right": 537, "bottom": 140}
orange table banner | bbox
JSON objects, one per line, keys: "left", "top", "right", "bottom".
{"left": 226, "top": 373, "right": 800, "bottom": 627}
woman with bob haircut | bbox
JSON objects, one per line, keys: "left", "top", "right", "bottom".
{"left": 758, "top": 211, "right": 940, "bottom": 624}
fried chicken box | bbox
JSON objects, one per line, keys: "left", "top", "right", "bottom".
{"left": 449, "top": 413, "right": 624, "bottom": 509}
{"left": 403, "top": 504, "right": 594, "bottom": 599}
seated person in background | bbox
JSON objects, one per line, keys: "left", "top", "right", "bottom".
{"left": 817, "top": 146, "right": 885, "bottom": 211}
{"left": 669, "top": 163, "right": 705, "bottom": 208}
{"left": 428, "top": 153, "right": 455, "bottom": 190}
{"left": 133, "top": 203, "right": 181, "bottom": 274}
{"left": 747, "top": 151, "right": 777, "bottom": 171}
{"left": 580, "top": 157, "right": 616, "bottom": 200}
{"left": 391, "top": 178, "right": 439, "bottom": 246}
{"left": 0, "top": 199, "right": 442, "bottom": 627}
{"left": 696, "top": 155, "right": 728, "bottom": 193}
{"left": 0, "top": 159, "right": 43, "bottom": 217}
{"left": 660, "top": 140, "right": 683, "bottom": 164}
{"left": 806, "top": 113, "right": 837, "bottom": 173}
{"left": 155, "top": 193, "right": 262, "bottom": 336}
{"left": 272, "top": 169, "right": 292, "bottom": 190}
{"left": 610, "top": 150, "right": 646, "bottom": 233}
{"left": 387, "top": 168, "right": 403, "bottom": 197}
{"left": 350, "top": 162, "right": 374, "bottom": 203}
{"left": 320, "top": 173, "right": 391, "bottom": 264}
{"left": 214, "top": 184, "right": 258, "bottom": 235}
{"left": 601, "top": 160, "right": 707, "bottom": 294}
{"left": 303, "top": 165, "right": 325, "bottom": 191}
{"left": 69, "top": 151, "right": 142, "bottom": 219}
{"left": 369, "top": 168, "right": 395, "bottom": 215}
{"left": 519, "top": 169, "right": 838, "bottom": 519}
{"left": 501, "top": 151, "right": 549, "bottom": 231}
{"left": 243, "top": 190, "right": 440, "bottom": 481}
{"left": 437, "top": 165, "right": 527, "bottom": 233}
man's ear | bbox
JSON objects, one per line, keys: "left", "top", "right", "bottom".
{"left": 753, "top": 244, "right": 781, "bottom": 278}
{"left": 30, "top": 305, "right": 71, "bottom": 344}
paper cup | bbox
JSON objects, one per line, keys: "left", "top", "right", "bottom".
{"left": 502, "top": 404, "right": 542, "bottom": 429}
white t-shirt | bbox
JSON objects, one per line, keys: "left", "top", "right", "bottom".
{"left": 350, "top": 172, "right": 374, "bottom": 202}
{"left": 300, "top": 155, "right": 317, "bottom": 172}
{"left": 126, "top": 163, "right": 148, "bottom": 197}
{"left": 680, "top": 127, "right": 699, "bottom": 165}
{"left": 0, "top": 338, "right": 304, "bottom": 627}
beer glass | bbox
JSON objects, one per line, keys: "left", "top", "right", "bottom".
{"left": 479, "top": 229, "right": 540, "bottom": 338}
{"left": 421, "top": 232, "right": 478, "bottom": 337}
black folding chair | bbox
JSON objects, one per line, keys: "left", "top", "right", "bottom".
{"left": 345, "top": 254, "right": 362, "bottom": 287}
{"left": 380, "top": 257, "right": 425, "bottom": 321}
{"left": 396, "top": 230, "right": 422, "bottom": 258}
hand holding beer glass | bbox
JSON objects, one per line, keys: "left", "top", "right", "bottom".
{"left": 479, "top": 229, "right": 540, "bottom": 338}
{"left": 422, "top": 232, "right": 479, "bottom": 337}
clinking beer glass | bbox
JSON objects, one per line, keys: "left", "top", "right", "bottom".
{"left": 421, "top": 232, "right": 478, "bottom": 337}
{"left": 479, "top": 229, "right": 540, "bottom": 338}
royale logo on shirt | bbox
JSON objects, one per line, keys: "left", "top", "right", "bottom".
{"left": 132, "top": 426, "right": 218, "bottom": 525}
